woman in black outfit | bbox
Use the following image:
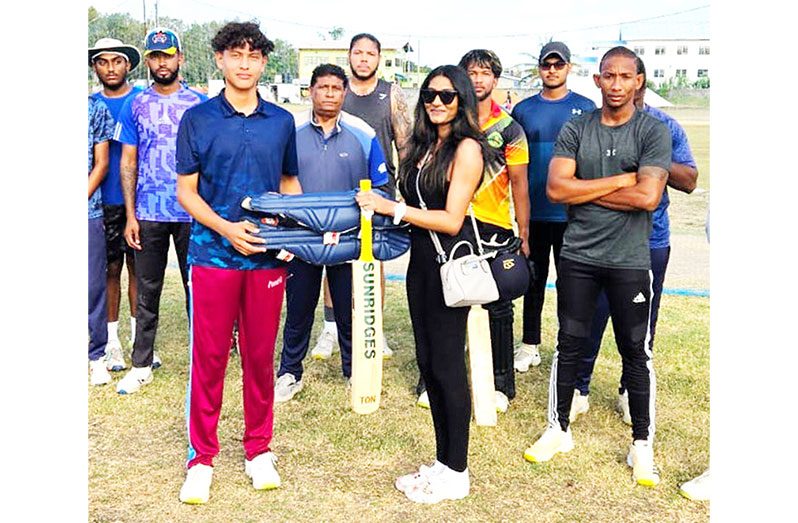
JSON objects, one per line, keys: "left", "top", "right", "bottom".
{"left": 356, "top": 65, "right": 491, "bottom": 504}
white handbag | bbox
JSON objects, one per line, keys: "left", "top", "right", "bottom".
{"left": 438, "top": 240, "right": 499, "bottom": 307}
{"left": 414, "top": 153, "right": 499, "bottom": 307}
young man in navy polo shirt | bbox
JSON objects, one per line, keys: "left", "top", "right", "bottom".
{"left": 175, "top": 22, "right": 301, "bottom": 504}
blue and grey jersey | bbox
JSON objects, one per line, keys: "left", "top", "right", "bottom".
{"left": 294, "top": 110, "right": 389, "bottom": 193}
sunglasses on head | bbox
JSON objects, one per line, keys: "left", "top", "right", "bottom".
{"left": 420, "top": 88, "right": 458, "bottom": 105}
{"left": 539, "top": 61, "right": 568, "bottom": 71}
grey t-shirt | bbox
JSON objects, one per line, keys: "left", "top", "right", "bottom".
{"left": 553, "top": 108, "right": 671, "bottom": 270}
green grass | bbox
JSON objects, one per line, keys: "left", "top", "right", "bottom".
{"left": 90, "top": 102, "right": 710, "bottom": 521}
{"left": 90, "top": 274, "right": 708, "bottom": 522}
{"left": 660, "top": 108, "right": 709, "bottom": 236}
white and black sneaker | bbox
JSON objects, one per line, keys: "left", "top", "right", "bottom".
{"left": 274, "top": 373, "right": 303, "bottom": 403}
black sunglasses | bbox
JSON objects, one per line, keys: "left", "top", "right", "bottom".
{"left": 420, "top": 88, "right": 458, "bottom": 105}
{"left": 539, "top": 61, "right": 568, "bottom": 71}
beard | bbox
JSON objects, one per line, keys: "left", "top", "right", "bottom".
{"left": 476, "top": 89, "right": 493, "bottom": 102}
{"left": 542, "top": 78, "right": 566, "bottom": 90}
{"left": 151, "top": 67, "right": 179, "bottom": 85}
{"left": 99, "top": 75, "right": 127, "bottom": 92}
{"left": 349, "top": 64, "right": 377, "bottom": 82}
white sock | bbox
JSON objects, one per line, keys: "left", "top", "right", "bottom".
{"left": 130, "top": 317, "right": 137, "bottom": 344}
{"left": 107, "top": 321, "right": 120, "bottom": 343}
{"left": 323, "top": 320, "right": 337, "bottom": 337}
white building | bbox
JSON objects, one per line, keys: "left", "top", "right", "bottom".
{"left": 588, "top": 38, "right": 710, "bottom": 87}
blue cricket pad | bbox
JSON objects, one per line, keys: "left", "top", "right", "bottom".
{"left": 243, "top": 190, "right": 410, "bottom": 266}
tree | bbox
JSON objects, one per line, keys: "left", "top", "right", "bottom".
{"left": 88, "top": 7, "right": 147, "bottom": 82}
{"left": 88, "top": 8, "right": 299, "bottom": 87}
{"left": 265, "top": 39, "right": 298, "bottom": 83}
{"left": 181, "top": 21, "right": 226, "bottom": 85}
{"left": 328, "top": 26, "right": 344, "bottom": 40}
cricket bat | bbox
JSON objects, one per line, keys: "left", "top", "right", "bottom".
{"left": 467, "top": 305, "right": 497, "bottom": 426}
{"left": 351, "top": 179, "right": 383, "bottom": 414}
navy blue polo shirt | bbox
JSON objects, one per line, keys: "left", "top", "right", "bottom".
{"left": 176, "top": 90, "right": 299, "bottom": 270}
{"left": 294, "top": 110, "right": 388, "bottom": 193}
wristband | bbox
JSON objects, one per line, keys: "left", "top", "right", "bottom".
{"left": 393, "top": 202, "right": 407, "bottom": 225}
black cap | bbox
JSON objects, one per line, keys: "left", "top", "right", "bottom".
{"left": 490, "top": 252, "right": 530, "bottom": 302}
{"left": 539, "top": 41, "right": 571, "bottom": 63}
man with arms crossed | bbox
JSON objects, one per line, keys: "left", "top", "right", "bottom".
{"left": 89, "top": 37, "right": 143, "bottom": 371}
{"left": 274, "top": 63, "right": 389, "bottom": 403}
{"left": 570, "top": 56, "right": 699, "bottom": 423}
{"left": 175, "top": 21, "right": 301, "bottom": 504}
{"left": 115, "top": 28, "right": 207, "bottom": 394}
{"left": 309, "top": 33, "right": 412, "bottom": 360}
{"left": 511, "top": 42, "right": 596, "bottom": 372}
{"left": 523, "top": 46, "right": 671, "bottom": 488}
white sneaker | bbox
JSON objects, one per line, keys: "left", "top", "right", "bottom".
{"left": 514, "top": 343, "right": 541, "bottom": 372}
{"left": 569, "top": 390, "right": 590, "bottom": 422}
{"left": 617, "top": 390, "right": 632, "bottom": 426}
{"left": 416, "top": 390, "right": 430, "bottom": 409}
{"left": 495, "top": 391, "right": 510, "bottom": 413}
{"left": 116, "top": 366, "right": 153, "bottom": 394}
{"left": 152, "top": 351, "right": 162, "bottom": 369}
{"left": 679, "top": 469, "right": 709, "bottom": 500}
{"left": 395, "top": 460, "right": 445, "bottom": 493}
{"left": 405, "top": 466, "right": 469, "bottom": 504}
{"left": 90, "top": 359, "right": 112, "bottom": 386}
{"left": 105, "top": 339, "right": 126, "bottom": 372}
{"left": 311, "top": 330, "right": 337, "bottom": 360}
{"left": 245, "top": 451, "right": 281, "bottom": 490}
{"left": 523, "top": 425, "right": 574, "bottom": 463}
{"left": 626, "top": 440, "right": 660, "bottom": 487}
{"left": 179, "top": 464, "right": 213, "bottom": 504}
{"left": 382, "top": 335, "right": 393, "bottom": 359}
{"left": 274, "top": 373, "right": 303, "bottom": 403}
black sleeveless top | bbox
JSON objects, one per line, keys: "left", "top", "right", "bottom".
{"left": 342, "top": 79, "right": 396, "bottom": 181}
{"left": 400, "top": 166, "right": 476, "bottom": 257}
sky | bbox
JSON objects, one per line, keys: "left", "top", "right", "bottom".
{"left": 88, "top": 0, "right": 710, "bottom": 68}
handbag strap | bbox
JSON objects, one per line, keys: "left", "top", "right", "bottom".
{"left": 415, "top": 149, "right": 484, "bottom": 263}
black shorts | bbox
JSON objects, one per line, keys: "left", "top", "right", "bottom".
{"left": 103, "top": 205, "right": 133, "bottom": 264}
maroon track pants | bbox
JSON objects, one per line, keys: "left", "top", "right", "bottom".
{"left": 186, "top": 265, "right": 286, "bottom": 469}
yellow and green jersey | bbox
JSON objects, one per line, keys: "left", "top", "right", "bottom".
{"left": 472, "top": 100, "right": 529, "bottom": 230}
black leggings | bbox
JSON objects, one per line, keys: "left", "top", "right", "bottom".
{"left": 406, "top": 235, "right": 470, "bottom": 472}
{"left": 550, "top": 257, "right": 656, "bottom": 442}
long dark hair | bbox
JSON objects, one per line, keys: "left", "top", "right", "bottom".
{"left": 399, "top": 65, "right": 491, "bottom": 195}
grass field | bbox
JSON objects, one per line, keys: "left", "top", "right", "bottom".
{"left": 89, "top": 102, "right": 710, "bottom": 522}
{"left": 89, "top": 277, "right": 708, "bottom": 522}
{"left": 659, "top": 108, "right": 709, "bottom": 237}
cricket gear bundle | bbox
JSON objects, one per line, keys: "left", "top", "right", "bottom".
{"left": 241, "top": 189, "right": 409, "bottom": 266}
